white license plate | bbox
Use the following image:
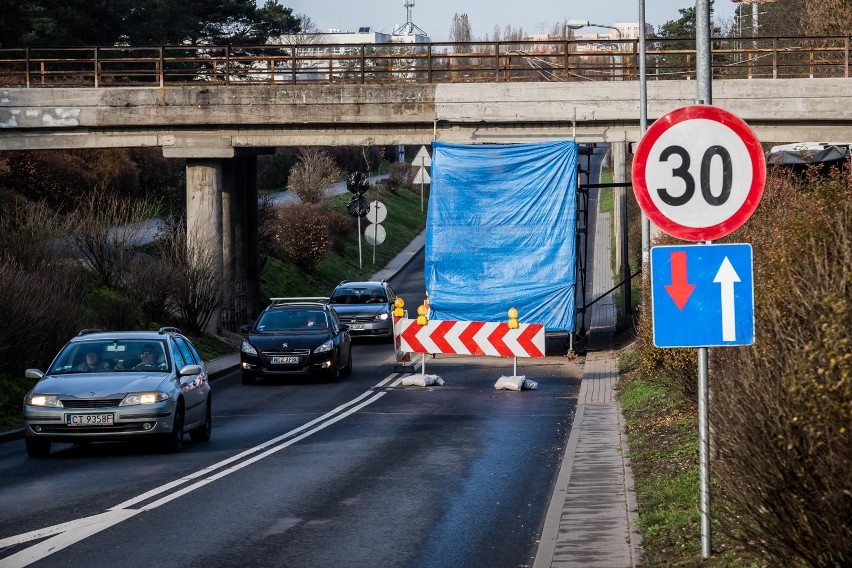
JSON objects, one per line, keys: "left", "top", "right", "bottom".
{"left": 66, "top": 413, "right": 114, "bottom": 427}
{"left": 349, "top": 324, "right": 365, "bottom": 330}
{"left": 271, "top": 356, "right": 299, "bottom": 364}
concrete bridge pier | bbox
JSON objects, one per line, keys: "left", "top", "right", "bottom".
{"left": 184, "top": 154, "right": 262, "bottom": 336}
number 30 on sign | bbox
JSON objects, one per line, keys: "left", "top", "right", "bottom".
{"left": 632, "top": 105, "right": 766, "bottom": 242}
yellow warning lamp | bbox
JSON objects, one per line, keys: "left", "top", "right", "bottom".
{"left": 394, "top": 297, "right": 405, "bottom": 317}
{"left": 507, "top": 307, "right": 519, "bottom": 329}
{"left": 416, "top": 303, "right": 429, "bottom": 326}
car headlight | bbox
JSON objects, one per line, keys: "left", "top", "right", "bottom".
{"left": 241, "top": 340, "right": 258, "bottom": 356}
{"left": 120, "top": 392, "right": 170, "bottom": 406}
{"left": 314, "top": 339, "right": 333, "bottom": 354}
{"left": 26, "top": 394, "right": 63, "bottom": 408}
{"left": 375, "top": 312, "right": 389, "bottom": 321}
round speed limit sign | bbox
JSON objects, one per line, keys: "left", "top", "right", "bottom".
{"left": 632, "top": 105, "right": 766, "bottom": 241}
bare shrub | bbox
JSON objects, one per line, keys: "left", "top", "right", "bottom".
{"left": 0, "top": 263, "right": 86, "bottom": 374}
{"left": 155, "top": 220, "right": 222, "bottom": 335}
{"left": 265, "top": 203, "right": 343, "bottom": 273}
{"left": 120, "top": 255, "right": 173, "bottom": 327}
{"left": 380, "top": 162, "right": 414, "bottom": 195}
{"left": 711, "top": 166, "right": 851, "bottom": 566}
{"left": 65, "top": 189, "right": 161, "bottom": 288}
{"left": 287, "top": 148, "right": 342, "bottom": 204}
{"left": 0, "top": 199, "right": 67, "bottom": 269}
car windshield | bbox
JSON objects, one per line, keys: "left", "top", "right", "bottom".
{"left": 256, "top": 309, "right": 328, "bottom": 331}
{"left": 49, "top": 340, "right": 170, "bottom": 374}
{"left": 330, "top": 287, "right": 387, "bottom": 304}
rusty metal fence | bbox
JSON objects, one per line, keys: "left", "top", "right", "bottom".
{"left": 0, "top": 35, "right": 848, "bottom": 88}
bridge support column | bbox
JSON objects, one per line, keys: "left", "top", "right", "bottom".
{"left": 611, "top": 141, "right": 631, "bottom": 317}
{"left": 225, "top": 156, "right": 260, "bottom": 325}
{"left": 186, "top": 159, "right": 225, "bottom": 335}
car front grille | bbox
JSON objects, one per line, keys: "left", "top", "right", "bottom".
{"left": 261, "top": 349, "right": 311, "bottom": 358}
{"left": 37, "top": 423, "right": 149, "bottom": 434}
{"left": 60, "top": 398, "right": 123, "bottom": 409}
{"left": 345, "top": 316, "right": 376, "bottom": 323}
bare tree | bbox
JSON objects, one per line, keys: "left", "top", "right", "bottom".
{"left": 156, "top": 220, "right": 222, "bottom": 335}
{"left": 449, "top": 13, "right": 472, "bottom": 43}
{"left": 65, "top": 190, "right": 161, "bottom": 288}
{"left": 287, "top": 147, "right": 343, "bottom": 204}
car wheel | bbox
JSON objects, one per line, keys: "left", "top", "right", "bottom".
{"left": 163, "top": 405, "right": 184, "bottom": 453}
{"left": 241, "top": 370, "right": 256, "bottom": 385}
{"left": 343, "top": 345, "right": 353, "bottom": 375}
{"left": 189, "top": 396, "right": 212, "bottom": 443}
{"left": 25, "top": 436, "right": 51, "bottom": 458}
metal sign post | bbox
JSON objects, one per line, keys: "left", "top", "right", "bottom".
{"left": 632, "top": 79, "right": 766, "bottom": 559}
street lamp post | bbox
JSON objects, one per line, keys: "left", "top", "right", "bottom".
{"left": 566, "top": 19, "right": 630, "bottom": 316}
{"left": 565, "top": 19, "right": 624, "bottom": 80}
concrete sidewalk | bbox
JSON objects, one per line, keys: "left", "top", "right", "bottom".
{"left": 533, "top": 209, "right": 643, "bottom": 567}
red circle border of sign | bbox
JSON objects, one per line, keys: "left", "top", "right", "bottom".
{"left": 632, "top": 105, "right": 766, "bottom": 242}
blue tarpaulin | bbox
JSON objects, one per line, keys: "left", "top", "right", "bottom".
{"left": 425, "top": 140, "right": 578, "bottom": 332}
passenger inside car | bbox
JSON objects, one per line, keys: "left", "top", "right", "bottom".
{"left": 76, "top": 349, "right": 111, "bottom": 372}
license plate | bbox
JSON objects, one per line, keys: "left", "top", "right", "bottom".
{"left": 66, "top": 413, "right": 114, "bottom": 427}
{"left": 349, "top": 324, "right": 365, "bottom": 330}
{"left": 271, "top": 356, "right": 299, "bottom": 364}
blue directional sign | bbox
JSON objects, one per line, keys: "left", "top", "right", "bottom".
{"left": 651, "top": 244, "right": 754, "bottom": 347}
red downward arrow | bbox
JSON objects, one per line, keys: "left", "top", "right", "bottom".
{"left": 400, "top": 321, "right": 427, "bottom": 353}
{"left": 430, "top": 320, "right": 456, "bottom": 354}
{"left": 664, "top": 251, "right": 695, "bottom": 310}
{"left": 459, "top": 321, "right": 486, "bottom": 355}
{"left": 517, "top": 324, "right": 544, "bottom": 357}
{"left": 487, "top": 324, "right": 512, "bottom": 357}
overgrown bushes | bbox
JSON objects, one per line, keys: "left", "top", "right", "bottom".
{"left": 632, "top": 164, "right": 851, "bottom": 566}
{"left": 261, "top": 202, "right": 354, "bottom": 273}
{"left": 710, "top": 167, "right": 851, "bottom": 567}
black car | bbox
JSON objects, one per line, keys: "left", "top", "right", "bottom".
{"left": 328, "top": 280, "right": 396, "bottom": 341}
{"left": 239, "top": 298, "right": 352, "bottom": 384}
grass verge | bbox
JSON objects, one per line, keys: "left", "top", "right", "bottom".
{"left": 617, "top": 346, "right": 766, "bottom": 567}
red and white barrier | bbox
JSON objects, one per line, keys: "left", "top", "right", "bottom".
{"left": 395, "top": 318, "right": 545, "bottom": 358}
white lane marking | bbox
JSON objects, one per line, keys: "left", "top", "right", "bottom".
{"left": 115, "top": 388, "right": 381, "bottom": 510}
{"left": 0, "top": 385, "right": 396, "bottom": 567}
{"left": 0, "top": 510, "right": 141, "bottom": 568}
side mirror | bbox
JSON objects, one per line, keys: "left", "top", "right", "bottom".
{"left": 239, "top": 324, "right": 252, "bottom": 334}
{"left": 25, "top": 369, "right": 44, "bottom": 380}
{"left": 339, "top": 324, "right": 350, "bottom": 332}
{"left": 178, "top": 364, "right": 202, "bottom": 377}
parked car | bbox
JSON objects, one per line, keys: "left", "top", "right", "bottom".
{"left": 22, "top": 327, "right": 212, "bottom": 457}
{"left": 328, "top": 280, "right": 396, "bottom": 340}
{"left": 239, "top": 298, "right": 352, "bottom": 384}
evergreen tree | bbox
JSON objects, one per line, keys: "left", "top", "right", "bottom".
{"left": 0, "top": 0, "right": 302, "bottom": 47}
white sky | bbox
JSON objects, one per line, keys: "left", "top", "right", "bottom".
{"left": 279, "top": 1, "right": 740, "bottom": 41}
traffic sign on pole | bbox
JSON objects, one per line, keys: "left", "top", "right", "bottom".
{"left": 632, "top": 105, "right": 766, "bottom": 241}
{"left": 412, "top": 145, "right": 432, "bottom": 167}
{"left": 651, "top": 243, "right": 754, "bottom": 347}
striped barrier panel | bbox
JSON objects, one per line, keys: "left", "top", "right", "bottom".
{"left": 396, "top": 318, "right": 545, "bottom": 358}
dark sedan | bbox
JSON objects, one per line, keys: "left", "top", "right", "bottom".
{"left": 239, "top": 298, "right": 352, "bottom": 384}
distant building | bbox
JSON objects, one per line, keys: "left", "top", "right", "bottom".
{"left": 266, "top": 27, "right": 431, "bottom": 81}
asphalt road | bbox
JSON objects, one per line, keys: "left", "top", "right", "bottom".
{"left": 0, "top": 158, "right": 606, "bottom": 567}
{"left": 0, "top": 254, "right": 582, "bottom": 568}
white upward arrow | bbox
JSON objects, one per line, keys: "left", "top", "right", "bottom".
{"left": 713, "top": 257, "right": 741, "bottom": 341}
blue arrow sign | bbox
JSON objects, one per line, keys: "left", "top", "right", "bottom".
{"left": 651, "top": 243, "right": 754, "bottom": 347}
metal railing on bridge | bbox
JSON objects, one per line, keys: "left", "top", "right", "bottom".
{"left": 0, "top": 35, "right": 849, "bottom": 88}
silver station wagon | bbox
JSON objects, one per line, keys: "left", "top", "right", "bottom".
{"left": 22, "top": 327, "right": 212, "bottom": 457}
